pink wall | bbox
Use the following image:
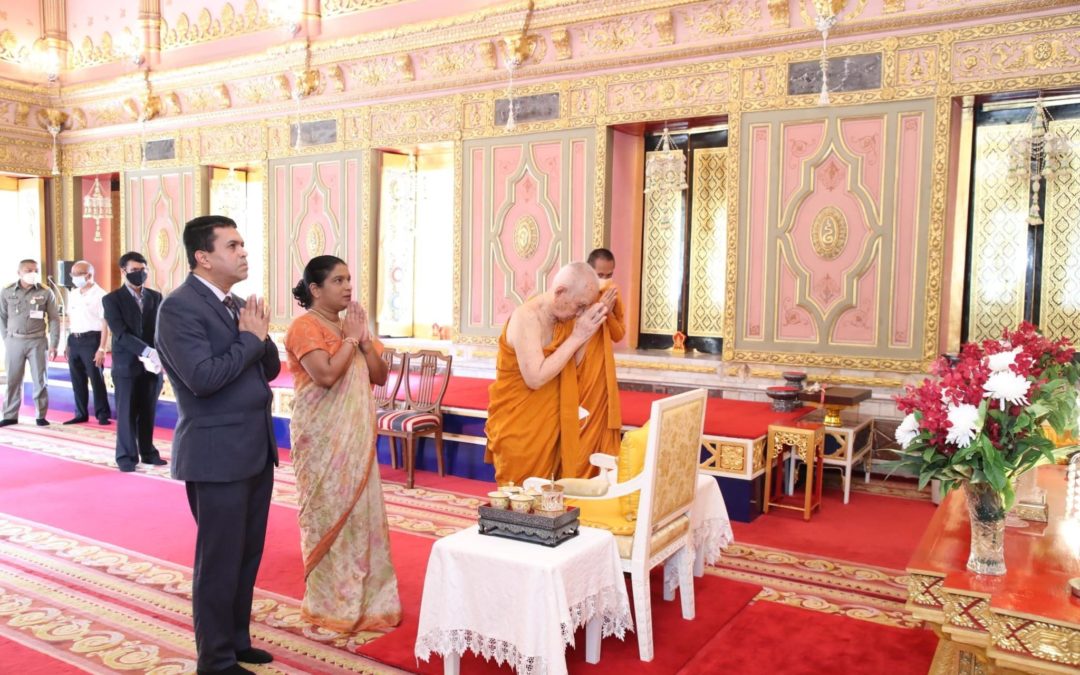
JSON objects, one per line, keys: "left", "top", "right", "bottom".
{"left": 461, "top": 129, "right": 596, "bottom": 338}
{"left": 609, "top": 129, "right": 643, "bottom": 348}
{"left": 124, "top": 169, "right": 200, "bottom": 295}
{"left": 79, "top": 174, "right": 114, "bottom": 279}
{"left": 268, "top": 154, "right": 361, "bottom": 324}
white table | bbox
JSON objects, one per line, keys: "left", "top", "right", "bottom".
{"left": 691, "top": 474, "right": 734, "bottom": 576}
{"left": 415, "top": 525, "right": 633, "bottom": 675}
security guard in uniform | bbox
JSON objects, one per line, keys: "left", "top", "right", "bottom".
{"left": 0, "top": 259, "right": 60, "bottom": 427}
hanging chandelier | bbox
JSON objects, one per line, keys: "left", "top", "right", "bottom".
{"left": 812, "top": 0, "right": 844, "bottom": 105}
{"left": 82, "top": 177, "right": 112, "bottom": 243}
{"left": 643, "top": 127, "right": 688, "bottom": 195}
{"left": 1008, "top": 97, "right": 1071, "bottom": 226}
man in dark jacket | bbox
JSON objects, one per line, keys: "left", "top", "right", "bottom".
{"left": 103, "top": 251, "right": 165, "bottom": 471}
{"left": 156, "top": 215, "right": 280, "bottom": 675}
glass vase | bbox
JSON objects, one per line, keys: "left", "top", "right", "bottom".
{"left": 963, "top": 482, "right": 1007, "bottom": 576}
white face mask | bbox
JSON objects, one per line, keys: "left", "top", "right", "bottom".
{"left": 72, "top": 275, "right": 88, "bottom": 288}
{"left": 20, "top": 272, "right": 38, "bottom": 286}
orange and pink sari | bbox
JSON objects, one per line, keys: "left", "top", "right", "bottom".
{"left": 285, "top": 315, "right": 402, "bottom": 633}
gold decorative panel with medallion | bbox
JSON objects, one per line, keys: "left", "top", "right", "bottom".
{"left": 730, "top": 99, "right": 938, "bottom": 371}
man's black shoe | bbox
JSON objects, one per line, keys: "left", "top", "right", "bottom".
{"left": 142, "top": 457, "right": 168, "bottom": 466}
{"left": 196, "top": 665, "right": 254, "bottom": 675}
{"left": 0, "top": 419, "right": 16, "bottom": 427}
{"left": 35, "top": 418, "right": 49, "bottom": 426}
{"left": 97, "top": 418, "right": 112, "bottom": 425}
{"left": 118, "top": 464, "right": 137, "bottom": 473}
{"left": 235, "top": 648, "right": 273, "bottom": 665}
{"left": 63, "top": 416, "right": 89, "bottom": 425}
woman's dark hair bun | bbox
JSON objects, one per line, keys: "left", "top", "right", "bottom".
{"left": 292, "top": 279, "right": 314, "bottom": 309}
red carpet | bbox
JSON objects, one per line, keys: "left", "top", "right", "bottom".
{"left": 361, "top": 569, "right": 762, "bottom": 674}
{"left": 0, "top": 636, "right": 87, "bottom": 674}
{"left": 732, "top": 486, "right": 936, "bottom": 570}
{"left": 678, "top": 601, "right": 938, "bottom": 674}
{"left": 0, "top": 432, "right": 938, "bottom": 674}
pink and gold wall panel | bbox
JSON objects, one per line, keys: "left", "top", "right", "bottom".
{"left": 123, "top": 168, "right": 204, "bottom": 295}
{"left": 733, "top": 99, "right": 936, "bottom": 369}
{"left": 460, "top": 128, "right": 596, "bottom": 339}
{"left": 268, "top": 153, "right": 362, "bottom": 325}
{"left": 79, "top": 174, "right": 114, "bottom": 274}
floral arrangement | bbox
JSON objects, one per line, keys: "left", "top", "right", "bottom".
{"left": 893, "top": 322, "right": 1079, "bottom": 505}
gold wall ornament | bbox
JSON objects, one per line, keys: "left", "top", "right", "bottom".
{"left": 578, "top": 16, "right": 650, "bottom": 54}
{"left": 163, "top": 93, "right": 181, "bottom": 116}
{"left": 395, "top": 54, "right": 415, "bottom": 81}
{"left": 155, "top": 227, "right": 170, "bottom": 260}
{"left": 0, "top": 29, "right": 29, "bottom": 64}
{"left": 215, "top": 84, "right": 232, "bottom": 109}
{"left": 293, "top": 69, "right": 321, "bottom": 99}
{"left": 685, "top": 1, "right": 762, "bottom": 38}
{"left": 161, "top": 0, "right": 271, "bottom": 51}
{"left": 968, "top": 124, "right": 1029, "bottom": 342}
{"left": 306, "top": 224, "right": 325, "bottom": 258}
{"left": 550, "top": 28, "right": 571, "bottom": 60}
{"left": 652, "top": 11, "right": 675, "bottom": 47}
{"left": 140, "top": 94, "right": 162, "bottom": 122}
{"left": 321, "top": 0, "right": 411, "bottom": 17}
{"left": 767, "top": 0, "right": 790, "bottom": 28}
{"left": 271, "top": 74, "right": 292, "bottom": 100}
{"left": 512, "top": 215, "right": 540, "bottom": 259}
{"left": 122, "top": 98, "right": 140, "bottom": 122}
{"left": 1040, "top": 118, "right": 1080, "bottom": 342}
{"left": 688, "top": 147, "right": 728, "bottom": 339}
{"left": 641, "top": 179, "right": 682, "bottom": 334}
{"left": 69, "top": 31, "right": 121, "bottom": 69}
{"left": 350, "top": 55, "right": 411, "bottom": 86}
{"left": 810, "top": 206, "right": 849, "bottom": 260}
{"left": 14, "top": 103, "right": 29, "bottom": 127}
{"left": 501, "top": 33, "right": 538, "bottom": 66}
{"left": 883, "top": 0, "right": 906, "bottom": 12}
{"left": 326, "top": 65, "right": 345, "bottom": 93}
{"left": 476, "top": 42, "right": 498, "bottom": 71}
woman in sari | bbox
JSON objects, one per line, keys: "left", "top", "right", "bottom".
{"left": 284, "top": 255, "right": 401, "bottom": 632}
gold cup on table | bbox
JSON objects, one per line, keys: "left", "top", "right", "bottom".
{"left": 509, "top": 493, "right": 533, "bottom": 514}
{"left": 488, "top": 490, "right": 510, "bottom": 510}
{"left": 499, "top": 482, "right": 523, "bottom": 497}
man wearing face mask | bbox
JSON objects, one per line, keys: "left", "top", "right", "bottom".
{"left": 0, "top": 259, "right": 60, "bottom": 427}
{"left": 63, "top": 260, "right": 112, "bottom": 426}
{"left": 102, "top": 252, "right": 166, "bottom": 472}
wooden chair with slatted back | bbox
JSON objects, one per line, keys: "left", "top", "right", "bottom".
{"left": 373, "top": 348, "right": 406, "bottom": 468}
{"left": 376, "top": 350, "right": 453, "bottom": 489}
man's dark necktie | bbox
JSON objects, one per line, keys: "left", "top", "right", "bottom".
{"left": 221, "top": 295, "right": 240, "bottom": 326}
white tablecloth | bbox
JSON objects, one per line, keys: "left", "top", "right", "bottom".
{"left": 415, "top": 525, "right": 633, "bottom": 675}
{"left": 693, "top": 474, "right": 734, "bottom": 566}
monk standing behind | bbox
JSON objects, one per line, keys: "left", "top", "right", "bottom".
{"left": 572, "top": 248, "right": 624, "bottom": 476}
{"left": 485, "top": 262, "right": 608, "bottom": 486}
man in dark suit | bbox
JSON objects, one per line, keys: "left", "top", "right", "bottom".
{"left": 156, "top": 216, "right": 280, "bottom": 675}
{"left": 102, "top": 252, "right": 166, "bottom": 472}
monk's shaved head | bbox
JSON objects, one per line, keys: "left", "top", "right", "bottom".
{"left": 550, "top": 262, "right": 599, "bottom": 321}
{"left": 553, "top": 262, "right": 598, "bottom": 294}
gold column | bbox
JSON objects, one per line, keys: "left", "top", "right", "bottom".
{"left": 687, "top": 147, "right": 727, "bottom": 338}
{"left": 640, "top": 156, "right": 683, "bottom": 335}
{"left": 967, "top": 125, "right": 1028, "bottom": 342}
{"left": 139, "top": 0, "right": 161, "bottom": 65}
{"left": 1041, "top": 119, "right": 1080, "bottom": 341}
{"left": 40, "top": 0, "right": 68, "bottom": 70}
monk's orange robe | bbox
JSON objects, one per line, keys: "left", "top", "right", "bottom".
{"left": 572, "top": 292, "right": 625, "bottom": 477}
{"left": 484, "top": 320, "right": 581, "bottom": 486}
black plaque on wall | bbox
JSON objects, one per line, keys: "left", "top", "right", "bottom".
{"left": 494, "top": 93, "right": 560, "bottom": 126}
{"left": 787, "top": 53, "right": 882, "bottom": 96}
{"left": 289, "top": 119, "right": 338, "bottom": 147}
{"left": 143, "top": 139, "right": 176, "bottom": 161}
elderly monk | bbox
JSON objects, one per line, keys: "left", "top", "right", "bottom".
{"left": 573, "top": 248, "right": 625, "bottom": 474}
{"left": 485, "top": 262, "right": 609, "bottom": 486}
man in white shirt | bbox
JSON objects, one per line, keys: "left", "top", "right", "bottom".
{"left": 63, "top": 260, "right": 112, "bottom": 425}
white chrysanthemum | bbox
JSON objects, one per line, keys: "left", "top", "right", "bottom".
{"left": 983, "top": 371, "right": 1031, "bottom": 410}
{"left": 985, "top": 347, "right": 1022, "bottom": 373}
{"left": 945, "top": 403, "right": 980, "bottom": 448}
{"left": 895, "top": 413, "right": 920, "bottom": 449}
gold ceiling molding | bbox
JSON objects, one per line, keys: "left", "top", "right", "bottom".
{"left": 69, "top": 32, "right": 122, "bottom": 69}
{"left": 12, "top": 0, "right": 1070, "bottom": 128}
{"left": 321, "top": 0, "right": 413, "bottom": 18}
{"left": 684, "top": 1, "right": 762, "bottom": 38}
{"left": 161, "top": 0, "right": 271, "bottom": 51}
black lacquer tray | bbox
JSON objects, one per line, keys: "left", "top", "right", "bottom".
{"left": 477, "top": 505, "right": 580, "bottom": 547}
